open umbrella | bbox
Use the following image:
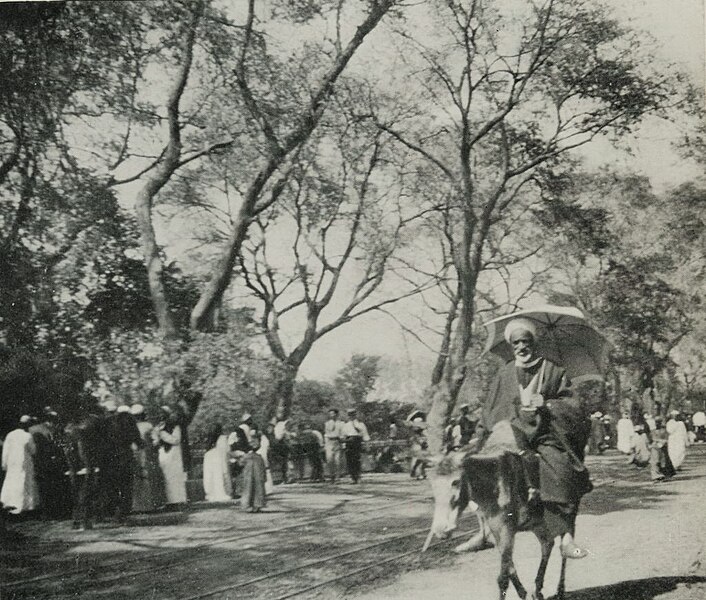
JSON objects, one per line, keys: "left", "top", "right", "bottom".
{"left": 482, "top": 304, "right": 611, "bottom": 383}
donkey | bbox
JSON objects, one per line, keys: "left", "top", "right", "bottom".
{"left": 424, "top": 421, "right": 570, "bottom": 600}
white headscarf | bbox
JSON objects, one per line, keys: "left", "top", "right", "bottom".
{"left": 503, "top": 318, "right": 539, "bottom": 343}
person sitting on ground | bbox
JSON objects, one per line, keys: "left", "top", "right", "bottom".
{"left": 649, "top": 417, "right": 675, "bottom": 482}
{"left": 628, "top": 423, "right": 651, "bottom": 468}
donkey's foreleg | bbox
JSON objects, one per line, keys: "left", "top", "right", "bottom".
{"left": 493, "top": 523, "right": 527, "bottom": 600}
{"left": 530, "top": 530, "right": 554, "bottom": 600}
{"left": 556, "top": 556, "right": 567, "bottom": 600}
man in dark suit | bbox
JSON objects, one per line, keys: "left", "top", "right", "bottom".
{"left": 104, "top": 404, "right": 142, "bottom": 524}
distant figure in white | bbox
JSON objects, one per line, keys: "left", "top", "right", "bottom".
{"left": 156, "top": 405, "right": 187, "bottom": 504}
{"left": 616, "top": 411, "right": 634, "bottom": 454}
{"left": 202, "top": 423, "right": 233, "bottom": 502}
{"left": 666, "top": 411, "right": 689, "bottom": 470}
{"left": 1, "top": 415, "right": 39, "bottom": 514}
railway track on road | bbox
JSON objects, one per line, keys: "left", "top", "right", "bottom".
{"left": 2, "top": 482, "right": 433, "bottom": 599}
{"left": 173, "top": 463, "right": 635, "bottom": 600}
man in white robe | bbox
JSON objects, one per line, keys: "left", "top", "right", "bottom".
{"left": 666, "top": 411, "right": 689, "bottom": 470}
{"left": 156, "top": 407, "right": 187, "bottom": 505}
{"left": 202, "top": 430, "right": 233, "bottom": 502}
{"left": 617, "top": 411, "right": 634, "bottom": 454}
{"left": 1, "top": 416, "right": 39, "bottom": 514}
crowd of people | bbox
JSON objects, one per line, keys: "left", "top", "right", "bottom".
{"left": 201, "top": 406, "right": 374, "bottom": 513}
{"left": 2, "top": 381, "right": 703, "bottom": 529}
{"left": 618, "top": 407, "right": 700, "bottom": 482}
{"left": 0, "top": 403, "right": 383, "bottom": 525}
{"left": 0, "top": 402, "right": 195, "bottom": 525}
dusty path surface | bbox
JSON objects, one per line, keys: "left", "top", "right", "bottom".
{"left": 354, "top": 446, "right": 706, "bottom": 600}
{"left": 1, "top": 447, "right": 704, "bottom": 600}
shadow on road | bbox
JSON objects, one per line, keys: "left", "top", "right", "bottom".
{"left": 579, "top": 479, "right": 680, "bottom": 516}
{"left": 550, "top": 575, "right": 706, "bottom": 600}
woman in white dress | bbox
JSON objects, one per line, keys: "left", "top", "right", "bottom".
{"left": 156, "top": 407, "right": 187, "bottom": 505}
{"left": 202, "top": 424, "right": 233, "bottom": 502}
{"left": 617, "top": 412, "right": 634, "bottom": 454}
{"left": 1, "top": 416, "right": 39, "bottom": 514}
{"left": 666, "top": 412, "right": 689, "bottom": 470}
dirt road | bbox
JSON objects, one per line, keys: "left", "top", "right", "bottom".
{"left": 354, "top": 446, "right": 706, "bottom": 600}
{"left": 2, "top": 447, "right": 704, "bottom": 599}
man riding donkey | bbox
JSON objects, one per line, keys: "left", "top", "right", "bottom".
{"left": 455, "top": 316, "right": 593, "bottom": 559}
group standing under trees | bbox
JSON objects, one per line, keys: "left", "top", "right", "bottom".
{"left": 0, "top": 1, "right": 703, "bottom": 438}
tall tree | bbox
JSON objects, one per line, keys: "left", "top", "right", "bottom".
{"left": 235, "top": 114, "right": 432, "bottom": 418}
{"left": 372, "top": 0, "right": 684, "bottom": 448}
{"left": 103, "top": 0, "right": 399, "bottom": 338}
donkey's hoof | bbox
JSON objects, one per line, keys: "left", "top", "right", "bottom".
{"left": 530, "top": 593, "right": 544, "bottom": 600}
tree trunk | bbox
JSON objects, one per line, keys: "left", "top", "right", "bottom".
{"left": 190, "top": 163, "right": 277, "bottom": 331}
{"left": 273, "top": 364, "right": 298, "bottom": 422}
{"left": 134, "top": 2, "right": 203, "bottom": 338}
{"left": 135, "top": 184, "right": 178, "bottom": 338}
{"left": 425, "top": 222, "right": 484, "bottom": 453}
{"left": 609, "top": 366, "right": 623, "bottom": 415}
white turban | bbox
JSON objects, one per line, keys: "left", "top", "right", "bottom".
{"left": 103, "top": 399, "right": 118, "bottom": 412}
{"left": 503, "top": 318, "right": 539, "bottom": 343}
{"left": 130, "top": 404, "right": 145, "bottom": 416}
{"left": 20, "top": 415, "right": 32, "bottom": 424}
{"left": 117, "top": 405, "right": 130, "bottom": 413}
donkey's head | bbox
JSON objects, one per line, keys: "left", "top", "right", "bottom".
{"left": 424, "top": 451, "right": 471, "bottom": 549}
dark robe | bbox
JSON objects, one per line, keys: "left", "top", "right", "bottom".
{"left": 104, "top": 412, "right": 142, "bottom": 520}
{"left": 477, "top": 359, "right": 592, "bottom": 506}
{"left": 240, "top": 451, "right": 266, "bottom": 511}
{"left": 650, "top": 427, "right": 676, "bottom": 480}
{"left": 29, "top": 422, "right": 71, "bottom": 518}
{"left": 132, "top": 421, "right": 166, "bottom": 512}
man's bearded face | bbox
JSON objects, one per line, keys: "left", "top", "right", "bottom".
{"left": 510, "top": 330, "right": 536, "bottom": 364}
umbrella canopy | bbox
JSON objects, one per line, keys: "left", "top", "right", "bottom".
{"left": 482, "top": 305, "right": 611, "bottom": 383}
{"left": 407, "top": 409, "right": 426, "bottom": 422}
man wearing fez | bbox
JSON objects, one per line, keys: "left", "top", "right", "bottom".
{"left": 468, "top": 317, "right": 592, "bottom": 559}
